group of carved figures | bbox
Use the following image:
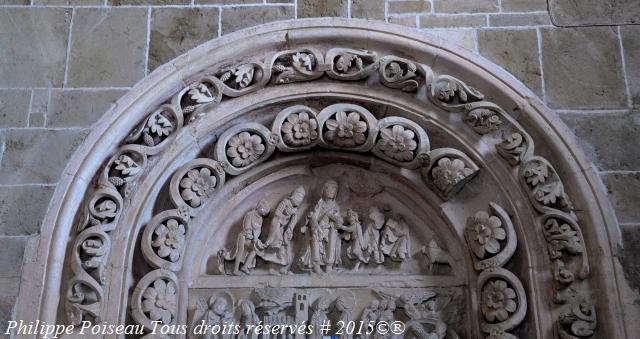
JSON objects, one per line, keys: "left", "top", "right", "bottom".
{"left": 218, "top": 180, "right": 411, "bottom": 275}
{"left": 191, "top": 288, "right": 458, "bottom": 339}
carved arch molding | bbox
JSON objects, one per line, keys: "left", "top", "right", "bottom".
{"left": 16, "top": 19, "right": 626, "bottom": 339}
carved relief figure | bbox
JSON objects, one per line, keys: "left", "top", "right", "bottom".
{"left": 260, "top": 186, "right": 306, "bottom": 275}
{"left": 193, "top": 294, "right": 235, "bottom": 339}
{"left": 380, "top": 217, "right": 410, "bottom": 261}
{"left": 340, "top": 209, "right": 369, "bottom": 271}
{"left": 309, "top": 296, "right": 330, "bottom": 339}
{"left": 364, "top": 207, "right": 385, "bottom": 265}
{"left": 237, "top": 299, "right": 259, "bottom": 339}
{"left": 218, "top": 200, "right": 271, "bottom": 275}
{"left": 334, "top": 292, "right": 355, "bottom": 339}
{"left": 299, "top": 180, "right": 343, "bottom": 274}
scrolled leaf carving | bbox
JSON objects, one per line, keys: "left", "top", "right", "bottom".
{"left": 428, "top": 75, "right": 484, "bottom": 111}
{"left": 379, "top": 56, "right": 422, "bottom": 92}
{"left": 521, "top": 157, "right": 573, "bottom": 214}
{"left": 325, "top": 48, "right": 378, "bottom": 81}
{"left": 271, "top": 49, "right": 324, "bottom": 84}
{"left": 559, "top": 302, "right": 596, "bottom": 339}
{"left": 496, "top": 131, "right": 529, "bottom": 166}
{"left": 465, "top": 107, "right": 503, "bottom": 135}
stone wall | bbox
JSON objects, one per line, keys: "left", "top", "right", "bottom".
{"left": 0, "top": 0, "right": 638, "bottom": 334}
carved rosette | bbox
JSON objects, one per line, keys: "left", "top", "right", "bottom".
{"left": 214, "top": 123, "right": 277, "bottom": 175}
{"left": 131, "top": 270, "right": 179, "bottom": 329}
{"left": 169, "top": 158, "right": 226, "bottom": 212}
{"left": 373, "top": 116, "right": 430, "bottom": 169}
{"left": 465, "top": 203, "right": 526, "bottom": 339}
{"left": 421, "top": 148, "right": 479, "bottom": 200}
{"left": 141, "top": 210, "right": 190, "bottom": 271}
{"left": 271, "top": 105, "right": 320, "bottom": 152}
{"left": 317, "top": 103, "right": 378, "bottom": 152}
{"left": 478, "top": 268, "right": 527, "bottom": 338}
{"left": 465, "top": 202, "right": 517, "bottom": 270}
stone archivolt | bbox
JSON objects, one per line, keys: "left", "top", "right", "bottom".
{"left": 20, "top": 20, "right": 625, "bottom": 339}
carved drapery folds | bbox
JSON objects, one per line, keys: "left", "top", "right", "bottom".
{"left": 59, "top": 39, "right": 601, "bottom": 339}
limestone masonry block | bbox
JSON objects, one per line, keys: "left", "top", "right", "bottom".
{"left": 0, "top": 8, "right": 70, "bottom": 87}
{"left": 541, "top": 27, "right": 627, "bottom": 109}
{"left": 67, "top": 8, "right": 147, "bottom": 87}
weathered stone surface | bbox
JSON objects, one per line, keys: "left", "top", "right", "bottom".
{"left": 0, "top": 186, "right": 54, "bottom": 236}
{"left": 0, "top": 8, "right": 70, "bottom": 87}
{"left": 388, "top": 0, "right": 431, "bottom": 14}
{"left": 622, "top": 26, "right": 640, "bottom": 107}
{"left": 222, "top": 6, "right": 294, "bottom": 34}
{"left": 620, "top": 225, "right": 640, "bottom": 291}
{"left": 29, "top": 113, "right": 46, "bottom": 128}
{"left": 602, "top": 172, "right": 640, "bottom": 224}
{"left": 427, "top": 29, "right": 476, "bottom": 51}
{"left": 389, "top": 15, "right": 417, "bottom": 27}
{"left": 0, "top": 237, "right": 27, "bottom": 278}
{"left": 351, "top": 0, "right": 385, "bottom": 19}
{"left": 298, "top": 0, "right": 348, "bottom": 18}
{"left": 109, "top": 0, "right": 190, "bottom": 4}
{"left": 67, "top": 8, "right": 147, "bottom": 87}
{"left": 549, "top": 0, "right": 640, "bottom": 26}
{"left": 489, "top": 13, "right": 551, "bottom": 26}
{"left": 478, "top": 29, "right": 541, "bottom": 95}
{"left": 0, "top": 297, "right": 16, "bottom": 335}
{"left": 34, "top": 0, "right": 103, "bottom": 4}
{"left": 0, "top": 0, "right": 29, "bottom": 4}
{"left": 501, "top": 0, "right": 547, "bottom": 12}
{"left": 541, "top": 27, "right": 627, "bottom": 109}
{"left": 433, "top": 0, "right": 498, "bottom": 13}
{"left": 0, "top": 129, "right": 88, "bottom": 184}
{"left": 0, "top": 278, "right": 20, "bottom": 298}
{"left": 48, "top": 89, "right": 126, "bottom": 127}
{"left": 196, "top": 0, "right": 261, "bottom": 3}
{"left": 0, "top": 90, "right": 30, "bottom": 128}
{"left": 560, "top": 112, "right": 640, "bottom": 171}
{"left": 150, "top": 8, "right": 219, "bottom": 71}
{"left": 29, "top": 89, "right": 49, "bottom": 126}
{"left": 420, "top": 14, "right": 487, "bottom": 28}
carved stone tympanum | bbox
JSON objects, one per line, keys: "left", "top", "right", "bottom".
{"left": 17, "top": 19, "right": 628, "bottom": 339}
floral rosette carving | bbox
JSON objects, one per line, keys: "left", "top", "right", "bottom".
{"left": 216, "top": 62, "right": 270, "bottom": 97}
{"left": 465, "top": 203, "right": 517, "bottom": 270}
{"left": 131, "top": 270, "right": 179, "bottom": 330}
{"left": 428, "top": 75, "right": 484, "bottom": 111}
{"left": 214, "top": 123, "right": 276, "bottom": 175}
{"left": 372, "top": 116, "right": 430, "bottom": 169}
{"left": 141, "top": 210, "right": 190, "bottom": 270}
{"left": 176, "top": 77, "right": 222, "bottom": 122}
{"left": 325, "top": 48, "right": 378, "bottom": 81}
{"left": 478, "top": 268, "right": 527, "bottom": 338}
{"left": 169, "top": 158, "right": 226, "bottom": 212}
{"left": 271, "top": 49, "right": 324, "bottom": 84}
{"left": 379, "top": 56, "right": 422, "bottom": 92}
{"left": 271, "top": 105, "right": 320, "bottom": 152}
{"left": 421, "top": 148, "right": 479, "bottom": 200}
{"left": 521, "top": 157, "right": 573, "bottom": 214}
{"left": 317, "top": 103, "right": 378, "bottom": 152}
